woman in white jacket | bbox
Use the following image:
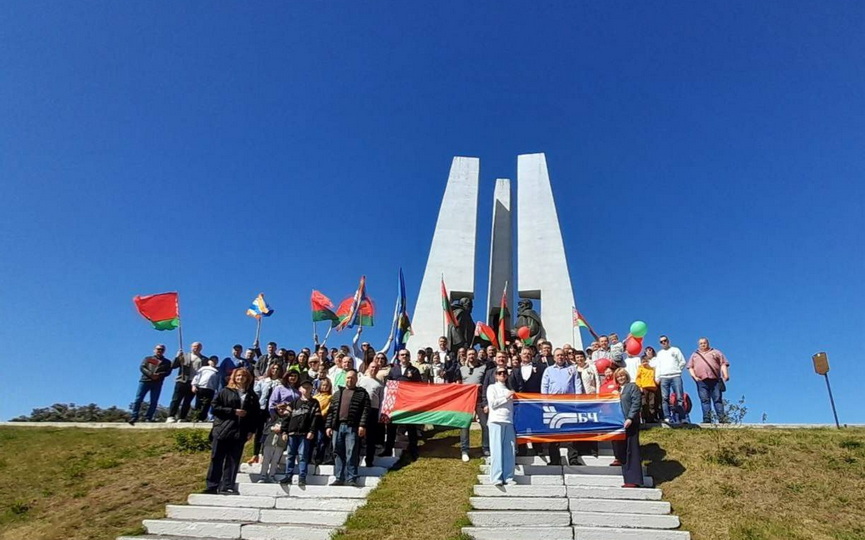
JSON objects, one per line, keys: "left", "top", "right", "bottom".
{"left": 486, "top": 367, "right": 516, "bottom": 486}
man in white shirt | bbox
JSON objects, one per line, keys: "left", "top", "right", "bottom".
{"left": 590, "top": 335, "right": 612, "bottom": 363}
{"left": 654, "top": 335, "right": 687, "bottom": 424}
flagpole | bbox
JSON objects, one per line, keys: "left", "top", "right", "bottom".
{"left": 254, "top": 317, "right": 262, "bottom": 345}
{"left": 441, "top": 273, "right": 446, "bottom": 339}
{"left": 176, "top": 293, "right": 184, "bottom": 353}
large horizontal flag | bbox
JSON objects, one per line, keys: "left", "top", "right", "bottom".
{"left": 380, "top": 381, "right": 478, "bottom": 428}
{"left": 311, "top": 290, "right": 339, "bottom": 326}
{"left": 474, "top": 321, "right": 498, "bottom": 349}
{"left": 133, "top": 292, "right": 180, "bottom": 331}
{"left": 246, "top": 293, "right": 274, "bottom": 319}
{"left": 513, "top": 393, "right": 625, "bottom": 443}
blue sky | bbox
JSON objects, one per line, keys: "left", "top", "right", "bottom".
{"left": 2, "top": 2, "right": 863, "bottom": 423}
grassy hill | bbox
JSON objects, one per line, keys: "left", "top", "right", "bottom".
{"left": 1, "top": 425, "right": 863, "bottom": 540}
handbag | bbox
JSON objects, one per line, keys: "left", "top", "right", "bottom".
{"left": 695, "top": 351, "right": 726, "bottom": 392}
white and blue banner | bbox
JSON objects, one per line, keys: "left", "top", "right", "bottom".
{"left": 513, "top": 393, "right": 626, "bottom": 443}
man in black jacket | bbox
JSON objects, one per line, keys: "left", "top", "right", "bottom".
{"left": 129, "top": 344, "right": 173, "bottom": 424}
{"left": 509, "top": 347, "right": 545, "bottom": 455}
{"left": 326, "top": 369, "right": 370, "bottom": 487}
{"left": 382, "top": 350, "right": 422, "bottom": 460}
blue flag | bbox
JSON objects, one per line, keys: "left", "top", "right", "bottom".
{"left": 513, "top": 393, "right": 626, "bottom": 443}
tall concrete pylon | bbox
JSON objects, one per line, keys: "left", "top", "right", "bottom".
{"left": 486, "top": 178, "right": 512, "bottom": 330}
{"left": 405, "top": 157, "right": 480, "bottom": 353}
{"left": 517, "top": 153, "right": 582, "bottom": 350}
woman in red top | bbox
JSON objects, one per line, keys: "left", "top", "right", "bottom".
{"left": 598, "top": 366, "right": 620, "bottom": 395}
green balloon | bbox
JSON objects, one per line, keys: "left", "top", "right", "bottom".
{"left": 630, "top": 320, "right": 648, "bottom": 338}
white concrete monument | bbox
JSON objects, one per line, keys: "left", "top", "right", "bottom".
{"left": 486, "top": 178, "right": 512, "bottom": 329}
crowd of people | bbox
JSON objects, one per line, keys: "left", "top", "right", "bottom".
{"left": 129, "top": 332, "right": 730, "bottom": 492}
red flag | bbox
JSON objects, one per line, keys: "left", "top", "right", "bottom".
{"left": 441, "top": 279, "right": 457, "bottom": 328}
{"left": 133, "top": 292, "right": 179, "bottom": 331}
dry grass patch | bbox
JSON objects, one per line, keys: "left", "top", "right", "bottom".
{"left": 641, "top": 427, "right": 865, "bottom": 540}
{"left": 0, "top": 427, "right": 208, "bottom": 540}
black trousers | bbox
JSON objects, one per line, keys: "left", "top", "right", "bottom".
{"left": 168, "top": 381, "right": 194, "bottom": 419}
{"left": 252, "top": 412, "right": 269, "bottom": 456}
{"left": 206, "top": 436, "right": 246, "bottom": 491}
{"left": 612, "top": 421, "right": 643, "bottom": 485}
{"left": 385, "top": 422, "right": 418, "bottom": 457}
{"left": 193, "top": 388, "right": 215, "bottom": 421}
{"left": 365, "top": 408, "right": 380, "bottom": 466}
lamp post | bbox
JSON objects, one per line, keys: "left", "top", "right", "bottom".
{"left": 812, "top": 352, "right": 840, "bottom": 429}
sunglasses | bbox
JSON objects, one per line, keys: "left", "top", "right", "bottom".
{"left": 660, "top": 339, "right": 668, "bottom": 343}
{"left": 496, "top": 371, "right": 507, "bottom": 375}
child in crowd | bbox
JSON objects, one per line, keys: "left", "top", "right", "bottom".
{"left": 190, "top": 356, "right": 219, "bottom": 422}
{"left": 279, "top": 380, "right": 322, "bottom": 487}
{"left": 635, "top": 355, "right": 659, "bottom": 423}
{"left": 257, "top": 403, "right": 289, "bottom": 483}
{"left": 431, "top": 353, "right": 446, "bottom": 384}
{"left": 599, "top": 366, "right": 620, "bottom": 395}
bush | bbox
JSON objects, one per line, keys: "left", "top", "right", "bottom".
{"left": 173, "top": 430, "right": 210, "bottom": 453}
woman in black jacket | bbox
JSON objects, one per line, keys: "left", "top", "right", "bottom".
{"left": 613, "top": 368, "right": 644, "bottom": 488}
{"left": 204, "top": 368, "right": 260, "bottom": 495}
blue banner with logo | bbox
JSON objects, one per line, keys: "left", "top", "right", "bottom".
{"left": 513, "top": 393, "right": 626, "bottom": 442}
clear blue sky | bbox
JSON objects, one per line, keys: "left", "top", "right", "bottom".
{"left": 2, "top": 2, "right": 863, "bottom": 423}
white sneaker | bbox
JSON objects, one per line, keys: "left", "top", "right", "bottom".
{"left": 256, "top": 478, "right": 267, "bottom": 484}
{"left": 461, "top": 452, "right": 470, "bottom": 462}
{"left": 165, "top": 417, "right": 177, "bottom": 423}
{"left": 505, "top": 479, "right": 518, "bottom": 486}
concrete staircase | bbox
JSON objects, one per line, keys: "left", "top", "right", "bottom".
{"left": 118, "top": 453, "right": 399, "bottom": 540}
{"left": 463, "top": 443, "right": 690, "bottom": 540}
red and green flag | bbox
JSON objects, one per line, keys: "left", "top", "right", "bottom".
{"left": 573, "top": 306, "right": 600, "bottom": 340}
{"left": 133, "top": 292, "right": 179, "bottom": 331}
{"left": 474, "top": 321, "right": 498, "bottom": 349}
{"left": 335, "top": 276, "right": 374, "bottom": 330}
{"left": 441, "top": 278, "right": 457, "bottom": 328}
{"left": 311, "top": 290, "right": 339, "bottom": 327}
{"left": 497, "top": 282, "right": 508, "bottom": 349}
{"left": 380, "top": 381, "right": 478, "bottom": 428}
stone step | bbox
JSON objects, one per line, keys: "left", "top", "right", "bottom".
{"left": 572, "top": 526, "right": 691, "bottom": 539}
{"left": 480, "top": 464, "right": 564, "bottom": 475}
{"left": 274, "top": 497, "right": 366, "bottom": 512}
{"left": 566, "top": 486, "right": 662, "bottom": 501}
{"left": 240, "top": 456, "right": 397, "bottom": 474}
{"left": 187, "top": 494, "right": 276, "bottom": 508}
{"left": 569, "top": 498, "right": 671, "bottom": 515}
{"left": 240, "top": 523, "right": 337, "bottom": 540}
{"left": 468, "top": 510, "right": 572, "bottom": 528}
{"left": 235, "top": 474, "right": 380, "bottom": 487}
{"left": 143, "top": 519, "right": 241, "bottom": 539}
{"left": 118, "top": 536, "right": 221, "bottom": 540}
{"left": 575, "top": 455, "right": 616, "bottom": 466}
{"left": 564, "top": 474, "right": 654, "bottom": 488}
{"left": 242, "top": 464, "right": 387, "bottom": 477}
{"left": 237, "top": 483, "right": 372, "bottom": 498}
{"left": 563, "top": 465, "right": 648, "bottom": 476}
{"left": 571, "top": 511, "right": 680, "bottom": 529}
{"left": 477, "top": 474, "right": 564, "bottom": 485}
{"left": 474, "top": 485, "right": 567, "bottom": 498}
{"left": 470, "top": 497, "right": 569, "bottom": 511}
{"left": 259, "top": 509, "right": 350, "bottom": 526}
{"left": 461, "top": 526, "right": 574, "bottom": 540}
{"left": 166, "top": 505, "right": 260, "bottom": 522}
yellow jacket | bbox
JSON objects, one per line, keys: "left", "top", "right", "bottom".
{"left": 636, "top": 365, "right": 657, "bottom": 390}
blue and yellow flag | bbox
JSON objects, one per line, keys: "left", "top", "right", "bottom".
{"left": 246, "top": 293, "right": 274, "bottom": 319}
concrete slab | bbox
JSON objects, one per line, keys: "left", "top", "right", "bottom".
{"left": 569, "top": 498, "right": 671, "bottom": 515}
{"left": 566, "top": 486, "right": 662, "bottom": 501}
{"left": 235, "top": 474, "right": 379, "bottom": 487}
{"left": 563, "top": 465, "right": 647, "bottom": 476}
{"left": 564, "top": 474, "right": 654, "bottom": 487}
{"left": 285, "top": 485, "right": 372, "bottom": 499}
{"left": 240, "top": 524, "right": 337, "bottom": 540}
{"left": 274, "top": 497, "right": 366, "bottom": 512}
{"left": 259, "top": 509, "right": 350, "bottom": 526}
{"left": 144, "top": 519, "right": 241, "bottom": 539}
{"left": 470, "top": 497, "right": 569, "bottom": 511}
{"left": 572, "top": 526, "right": 690, "bottom": 539}
{"left": 314, "top": 465, "right": 387, "bottom": 476}
{"left": 468, "top": 511, "right": 572, "bottom": 528}
{"left": 165, "top": 505, "right": 260, "bottom": 522}
{"left": 236, "top": 483, "right": 291, "bottom": 497}
{"left": 474, "top": 485, "right": 566, "bottom": 497}
{"left": 461, "top": 526, "right": 573, "bottom": 540}
{"left": 480, "top": 464, "right": 564, "bottom": 476}
{"left": 477, "top": 474, "right": 563, "bottom": 485}
{"left": 187, "top": 494, "right": 275, "bottom": 509}
{"left": 576, "top": 455, "right": 616, "bottom": 466}
{"left": 570, "top": 511, "right": 680, "bottom": 529}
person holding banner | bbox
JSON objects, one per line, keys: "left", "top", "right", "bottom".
{"left": 540, "top": 348, "right": 582, "bottom": 465}
{"left": 613, "top": 368, "right": 644, "bottom": 488}
{"left": 487, "top": 367, "right": 516, "bottom": 486}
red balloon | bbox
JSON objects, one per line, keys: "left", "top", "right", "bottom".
{"left": 595, "top": 358, "right": 612, "bottom": 374}
{"left": 517, "top": 326, "right": 530, "bottom": 340}
{"left": 625, "top": 337, "right": 642, "bottom": 356}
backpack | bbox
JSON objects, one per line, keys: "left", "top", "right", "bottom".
{"left": 669, "top": 392, "right": 692, "bottom": 414}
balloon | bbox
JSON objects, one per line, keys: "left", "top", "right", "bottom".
{"left": 630, "top": 320, "right": 648, "bottom": 338}
{"left": 625, "top": 336, "right": 642, "bottom": 356}
{"left": 517, "top": 326, "right": 530, "bottom": 340}
{"left": 595, "top": 358, "right": 612, "bottom": 374}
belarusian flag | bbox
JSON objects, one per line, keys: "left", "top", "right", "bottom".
{"left": 474, "top": 322, "right": 498, "bottom": 349}
{"left": 133, "top": 292, "right": 180, "bottom": 331}
{"left": 380, "top": 381, "right": 478, "bottom": 428}
{"left": 497, "top": 282, "right": 508, "bottom": 349}
{"left": 441, "top": 279, "right": 457, "bottom": 328}
{"left": 311, "top": 290, "right": 339, "bottom": 326}
{"left": 336, "top": 296, "right": 374, "bottom": 327}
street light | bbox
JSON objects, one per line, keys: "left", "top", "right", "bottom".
{"left": 812, "top": 352, "right": 840, "bottom": 429}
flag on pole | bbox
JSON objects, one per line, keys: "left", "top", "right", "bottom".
{"left": 311, "top": 290, "right": 340, "bottom": 326}
{"left": 246, "top": 293, "right": 274, "bottom": 319}
{"left": 393, "top": 268, "right": 413, "bottom": 355}
{"left": 497, "top": 282, "right": 508, "bottom": 349}
{"left": 474, "top": 322, "right": 498, "bottom": 349}
{"left": 380, "top": 381, "right": 478, "bottom": 428}
{"left": 133, "top": 292, "right": 180, "bottom": 331}
{"left": 336, "top": 276, "right": 374, "bottom": 329}
{"left": 441, "top": 278, "right": 457, "bottom": 328}
{"left": 573, "top": 307, "right": 591, "bottom": 329}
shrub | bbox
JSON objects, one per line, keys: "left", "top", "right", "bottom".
{"left": 173, "top": 430, "right": 210, "bottom": 453}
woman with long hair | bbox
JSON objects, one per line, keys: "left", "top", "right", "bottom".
{"left": 204, "top": 368, "right": 260, "bottom": 495}
{"left": 248, "top": 363, "right": 284, "bottom": 465}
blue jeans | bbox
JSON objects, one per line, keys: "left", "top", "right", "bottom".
{"left": 285, "top": 434, "right": 313, "bottom": 480}
{"left": 696, "top": 379, "right": 725, "bottom": 421}
{"left": 460, "top": 402, "right": 489, "bottom": 453}
{"left": 659, "top": 376, "right": 685, "bottom": 422}
{"left": 487, "top": 422, "right": 516, "bottom": 484}
{"left": 333, "top": 424, "right": 360, "bottom": 482}
{"left": 131, "top": 380, "right": 163, "bottom": 421}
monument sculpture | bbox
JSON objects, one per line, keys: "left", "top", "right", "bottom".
{"left": 514, "top": 299, "right": 546, "bottom": 345}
